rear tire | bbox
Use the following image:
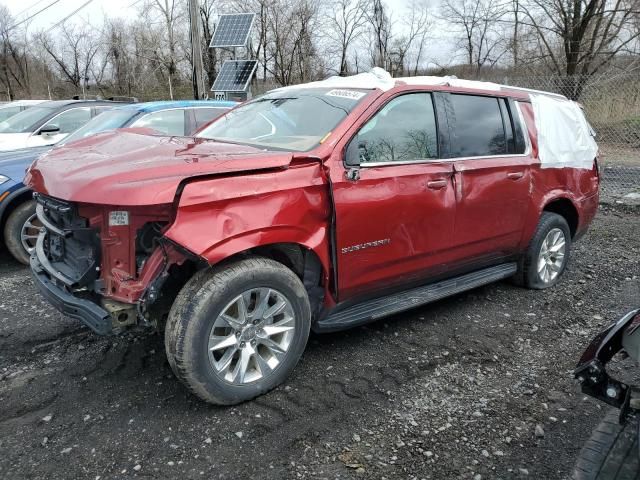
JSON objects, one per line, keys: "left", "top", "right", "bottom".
{"left": 514, "top": 212, "right": 571, "bottom": 289}
{"left": 573, "top": 409, "right": 640, "bottom": 480}
{"left": 3, "top": 200, "right": 38, "bottom": 265}
{"left": 164, "top": 257, "right": 311, "bottom": 405}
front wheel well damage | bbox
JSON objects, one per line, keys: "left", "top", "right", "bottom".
{"left": 226, "top": 243, "right": 326, "bottom": 318}
{"left": 152, "top": 242, "right": 326, "bottom": 328}
{"left": 543, "top": 198, "right": 579, "bottom": 238}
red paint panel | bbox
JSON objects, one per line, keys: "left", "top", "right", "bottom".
{"left": 164, "top": 162, "right": 332, "bottom": 282}
{"left": 450, "top": 155, "right": 534, "bottom": 260}
{"left": 331, "top": 162, "right": 456, "bottom": 300}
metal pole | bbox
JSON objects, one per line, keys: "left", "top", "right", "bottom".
{"left": 188, "top": 0, "right": 206, "bottom": 99}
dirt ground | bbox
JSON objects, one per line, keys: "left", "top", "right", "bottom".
{"left": 0, "top": 204, "right": 638, "bottom": 480}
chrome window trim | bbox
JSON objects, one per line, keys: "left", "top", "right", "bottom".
{"left": 359, "top": 99, "right": 532, "bottom": 168}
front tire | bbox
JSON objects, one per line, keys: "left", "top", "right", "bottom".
{"left": 165, "top": 257, "right": 311, "bottom": 405}
{"left": 514, "top": 212, "right": 572, "bottom": 289}
{"left": 3, "top": 200, "right": 40, "bottom": 265}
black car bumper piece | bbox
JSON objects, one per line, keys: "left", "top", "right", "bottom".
{"left": 575, "top": 308, "right": 640, "bottom": 416}
{"left": 31, "top": 253, "right": 113, "bottom": 335}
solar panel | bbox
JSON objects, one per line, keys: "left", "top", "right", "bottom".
{"left": 211, "top": 60, "right": 258, "bottom": 92}
{"left": 209, "top": 13, "right": 255, "bottom": 48}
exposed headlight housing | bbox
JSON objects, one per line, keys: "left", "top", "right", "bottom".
{"left": 0, "top": 174, "right": 10, "bottom": 185}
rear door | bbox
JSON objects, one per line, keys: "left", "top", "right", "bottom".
{"left": 445, "top": 93, "right": 532, "bottom": 262}
{"left": 331, "top": 92, "right": 457, "bottom": 301}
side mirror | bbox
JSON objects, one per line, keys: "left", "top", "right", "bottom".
{"left": 345, "top": 138, "right": 360, "bottom": 166}
{"left": 40, "top": 124, "right": 60, "bottom": 137}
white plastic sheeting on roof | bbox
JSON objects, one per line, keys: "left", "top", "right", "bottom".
{"left": 396, "top": 76, "right": 502, "bottom": 91}
{"left": 273, "top": 67, "right": 395, "bottom": 92}
{"left": 530, "top": 94, "right": 598, "bottom": 170}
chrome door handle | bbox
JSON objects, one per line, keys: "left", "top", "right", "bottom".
{"left": 426, "top": 179, "right": 448, "bottom": 189}
{"left": 507, "top": 172, "right": 524, "bottom": 180}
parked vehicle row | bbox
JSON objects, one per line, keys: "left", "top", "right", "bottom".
{"left": 0, "top": 99, "right": 236, "bottom": 264}
{"left": 21, "top": 69, "right": 600, "bottom": 405}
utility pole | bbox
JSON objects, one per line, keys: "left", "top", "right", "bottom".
{"left": 188, "top": 0, "right": 206, "bottom": 99}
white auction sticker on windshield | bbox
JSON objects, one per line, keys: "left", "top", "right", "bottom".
{"left": 109, "top": 211, "right": 129, "bottom": 226}
{"left": 326, "top": 89, "right": 366, "bottom": 100}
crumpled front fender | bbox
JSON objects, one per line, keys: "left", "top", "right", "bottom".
{"left": 163, "top": 161, "right": 332, "bottom": 279}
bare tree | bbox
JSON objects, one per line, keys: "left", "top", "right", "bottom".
{"left": 368, "top": 0, "right": 392, "bottom": 70}
{"left": 327, "top": 0, "right": 368, "bottom": 75}
{"left": 440, "top": 0, "right": 508, "bottom": 76}
{"left": 0, "top": 6, "right": 32, "bottom": 99}
{"left": 39, "top": 24, "right": 101, "bottom": 95}
{"left": 199, "top": 0, "right": 218, "bottom": 89}
{"left": 139, "top": 0, "right": 186, "bottom": 99}
{"left": 388, "top": 1, "right": 432, "bottom": 76}
{"left": 519, "top": 0, "right": 640, "bottom": 98}
{"left": 265, "top": 0, "right": 321, "bottom": 86}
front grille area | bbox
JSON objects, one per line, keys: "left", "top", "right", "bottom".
{"left": 35, "top": 194, "right": 101, "bottom": 288}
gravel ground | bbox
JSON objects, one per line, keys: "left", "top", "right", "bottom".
{"left": 0, "top": 204, "right": 638, "bottom": 480}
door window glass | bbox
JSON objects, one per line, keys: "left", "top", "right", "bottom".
{"left": 193, "top": 107, "right": 228, "bottom": 131}
{"left": 356, "top": 93, "right": 438, "bottom": 163}
{"left": 450, "top": 94, "right": 506, "bottom": 157}
{"left": 42, "top": 107, "right": 92, "bottom": 134}
{"left": 132, "top": 109, "right": 186, "bottom": 136}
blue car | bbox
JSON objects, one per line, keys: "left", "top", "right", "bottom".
{"left": 0, "top": 100, "right": 236, "bottom": 264}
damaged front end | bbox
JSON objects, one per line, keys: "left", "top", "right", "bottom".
{"left": 574, "top": 308, "right": 640, "bottom": 421}
{"left": 30, "top": 193, "right": 199, "bottom": 335}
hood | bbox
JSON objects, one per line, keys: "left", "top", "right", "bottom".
{"left": 0, "top": 133, "right": 30, "bottom": 152}
{"left": 25, "top": 129, "right": 296, "bottom": 206}
{"left": 0, "top": 146, "right": 50, "bottom": 182}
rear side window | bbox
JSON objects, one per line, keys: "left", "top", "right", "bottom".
{"left": 450, "top": 94, "right": 506, "bottom": 157}
{"left": 355, "top": 92, "right": 438, "bottom": 163}
{"left": 193, "top": 108, "right": 228, "bottom": 130}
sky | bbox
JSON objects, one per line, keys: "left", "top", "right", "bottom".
{"left": 2, "top": 0, "right": 454, "bottom": 67}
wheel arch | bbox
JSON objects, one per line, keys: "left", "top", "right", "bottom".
{"left": 542, "top": 197, "right": 579, "bottom": 238}
{"left": 157, "top": 240, "right": 330, "bottom": 323}
{"left": 212, "top": 242, "right": 327, "bottom": 317}
{"left": 0, "top": 187, "right": 32, "bottom": 233}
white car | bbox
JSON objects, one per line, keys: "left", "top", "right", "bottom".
{"left": 0, "top": 99, "right": 134, "bottom": 151}
{"left": 0, "top": 100, "right": 46, "bottom": 123}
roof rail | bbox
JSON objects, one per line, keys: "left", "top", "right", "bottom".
{"left": 71, "top": 95, "right": 103, "bottom": 100}
{"left": 108, "top": 96, "right": 139, "bottom": 103}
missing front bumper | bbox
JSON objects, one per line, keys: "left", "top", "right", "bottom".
{"left": 31, "top": 253, "right": 113, "bottom": 335}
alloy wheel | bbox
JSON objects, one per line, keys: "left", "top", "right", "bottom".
{"left": 537, "top": 227, "right": 566, "bottom": 284}
{"left": 207, "top": 288, "right": 296, "bottom": 385}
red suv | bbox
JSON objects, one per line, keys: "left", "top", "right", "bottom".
{"left": 26, "top": 71, "right": 600, "bottom": 405}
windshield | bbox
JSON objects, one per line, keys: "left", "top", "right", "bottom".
{"left": 0, "top": 106, "right": 54, "bottom": 133}
{"left": 196, "top": 88, "right": 371, "bottom": 151}
{"left": 60, "top": 109, "right": 136, "bottom": 146}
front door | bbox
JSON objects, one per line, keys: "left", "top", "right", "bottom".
{"left": 330, "top": 92, "right": 457, "bottom": 301}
